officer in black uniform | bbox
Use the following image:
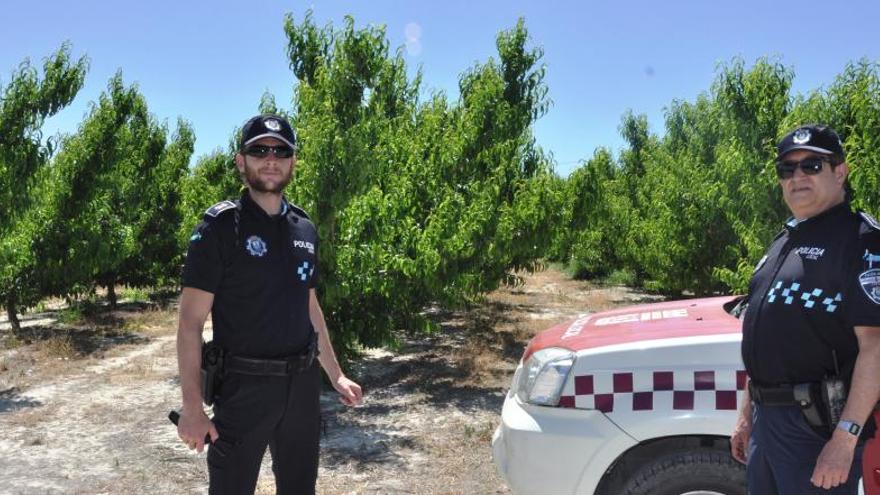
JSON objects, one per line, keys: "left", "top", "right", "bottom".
{"left": 730, "top": 124, "right": 880, "bottom": 494}
{"left": 176, "top": 114, "right": 362, "bottom": 495}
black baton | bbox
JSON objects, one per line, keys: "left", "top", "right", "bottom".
{"left": 168, "top": 410, "right": 213, "bottom": 445}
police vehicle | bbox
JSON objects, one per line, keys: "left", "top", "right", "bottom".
{"left": 492, "top": 296, "right": 878, "bottom": 494}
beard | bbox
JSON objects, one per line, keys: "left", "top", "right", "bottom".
{"left": 242, "top": 159, "right": 293, "bottom": 193}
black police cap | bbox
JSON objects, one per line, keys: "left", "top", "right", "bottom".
{"left": 240, "top": 114, "right": 297, "bottom": 150}
{"left": 776, "top": 124, "right": 845, "bottom": 161}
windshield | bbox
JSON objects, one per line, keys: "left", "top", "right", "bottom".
{"left": 723, "top": 296, "right": 748, "bottom": 319}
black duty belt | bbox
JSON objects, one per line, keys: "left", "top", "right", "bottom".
{"left": 748, "top": 381, "right": 816, "bottom": 407}
{"left": 226, "top": 353, "right": 316, "bottom": 377}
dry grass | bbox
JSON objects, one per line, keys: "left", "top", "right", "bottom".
{"left": 5, "top": 402, "right": 58, "bottom": 428}
{"left": 463, "top": 420, "right": 497, "bottom": 443}
{"left": 36, "top": 334, "right": 79, "bottom": 359}
{"left": 119, "top": 306, "right": 177, "bottom": 337}
{"left": 104, "top": 355, "right": 170, "bottom": 384}
{"left": 1, "top": 266, "right": 659, "bottom": 495}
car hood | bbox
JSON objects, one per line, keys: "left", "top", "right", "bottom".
{"left": 524, "top": 296, "right": 742, "bottom": 361}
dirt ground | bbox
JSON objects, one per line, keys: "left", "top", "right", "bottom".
{"left": 0, "top": 266, "right": 658, "bottom": 495}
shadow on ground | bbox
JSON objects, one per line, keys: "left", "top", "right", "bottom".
{"left": 0, "top": 387, "right": 42, "bottom": 413}
{"left": 8, "top": 324, "right": 150, "bottom": 357}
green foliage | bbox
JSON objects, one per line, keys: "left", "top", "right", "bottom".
{"left": 555, "top": 57, "right": 880, "bottom": 297}
{"left": 276, "top": 13, "right": 558, "bottom": 359}
{"left": 57, "top": 305, "right": 85, "bottom": 325}
{"left": 0, "top": 45, "right": 88, "bottom": 330}
{"left": 551, "top": 148, "right": 623, "bottom": 278}
{"left": 2, "top": 73, "right": 143, "bottom": 308}
{"left": 119, "top": 286, "right": 150, "bottom": 303}
{"left": 1, "top": 54, "right": 194, "bottom": 321}
{"left": 6, "top": 24, "right": 880, "bottom": 367}
{"left": 604, "top": 269, "right": 636, "bottom": 287}
{"left": 784, "top": 60, "right": 880, "bottom": 216}
{"left": 0, "top": 44, "right": 88, "bottom": 228}
{"left": 179, "top": 149, "right": 242, "bottom": 241}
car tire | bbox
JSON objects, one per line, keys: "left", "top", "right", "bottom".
{"left": 622, "top": 448, "right": 746, "bottom": 495}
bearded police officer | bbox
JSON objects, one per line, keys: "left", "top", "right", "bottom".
{"left": 730, "top": 124, "right": 880, "bottom": 493}
{"left": 176, "top": 114, "right": 362, "bottom": 494}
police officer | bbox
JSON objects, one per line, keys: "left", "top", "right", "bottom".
{"left": 730, "top": 124, "right": 880, "bottom": 493}
{"left": 176, "top": 114, "right": 363, "bottom": 494}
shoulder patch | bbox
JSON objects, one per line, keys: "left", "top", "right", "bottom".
{"left": 205, "top": 200, "right": 239, "bottom": 218}
{"left": 287, "top": 203, "right": 311, "bottom": 220}
{"left": 859, "top": 211, "right": 880, "bottom": 232}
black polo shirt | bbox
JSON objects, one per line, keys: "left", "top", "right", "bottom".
{"left": 742, "top": 202, "right": 880, "bottom": 386}
{"left": 182, "top": 192, "right": 320, "bottom": 358}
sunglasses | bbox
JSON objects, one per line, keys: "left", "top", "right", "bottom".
{"left": 775, "top": 157, "right": 831, "bottom": 179}
{"left": 244, "top": 144, "right": 295, "bottom": 159}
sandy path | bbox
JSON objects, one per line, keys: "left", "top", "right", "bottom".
{"left": 0, "top": 268, "right": 654, "bottom": 494}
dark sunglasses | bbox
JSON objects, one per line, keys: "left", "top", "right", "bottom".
{"left": 244, "top": 144, "right": 295, "bottom": 159}
{"left": 775, "top": 157, "right": 830, "bottom": 179}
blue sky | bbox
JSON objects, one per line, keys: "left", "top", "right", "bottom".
{"left": 2, "top": 0, "right": 879, "bottom": 176}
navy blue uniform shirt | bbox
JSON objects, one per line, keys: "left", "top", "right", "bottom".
{"left": 182, "top": 192, "right": 320, "bottom": 358}
{"left": 742, "top": 202, "right": 880, "bottom": 386}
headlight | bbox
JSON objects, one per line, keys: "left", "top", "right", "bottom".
{"left": 515, "top": 347, "right": 575, "bottom": 406}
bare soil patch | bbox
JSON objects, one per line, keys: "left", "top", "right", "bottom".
{"left": 0, "top": 268, "right": 658, "bottom": 494}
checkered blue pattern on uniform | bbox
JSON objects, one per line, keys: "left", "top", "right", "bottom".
{"left": 766, "top": 280, "right": 841, "bottom": 312}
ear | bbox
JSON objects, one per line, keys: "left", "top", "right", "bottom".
{"left": 234, "top": 153, "right": 245, "bottom": 174}
{"left": 835, "top": 162, "right": 849, "bottom": 185}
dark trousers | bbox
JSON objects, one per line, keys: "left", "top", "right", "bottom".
{"left": 748, "top": 403, "right": 864, "bottom": 494}
{"left": 207, "top": 363, "right": 321, "bottom": 495}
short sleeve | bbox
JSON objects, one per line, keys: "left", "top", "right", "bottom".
{"left": 843, "top": 232, "right": 880, "bottom": 327}
{"left": 309, "top": 233, "right": 320, "bottom": 289}
{"left": 181, "top": 220, "right": 224, "bottom": 293}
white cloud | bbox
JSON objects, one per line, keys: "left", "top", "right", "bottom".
{"left": 404, "top": 22, "right": 422, "bottom": 56}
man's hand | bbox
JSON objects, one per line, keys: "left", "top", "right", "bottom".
{"left": 177, "top": 407, "right": 219, "bottom": 453}
{"left": 730, "top": 410, "right": 752, "bottom": 464}
{"left": 333, "top": 375, "right": 363, "bottom": 406}
{"left": 811, "top": 429, "right": 858, "bottom": 489}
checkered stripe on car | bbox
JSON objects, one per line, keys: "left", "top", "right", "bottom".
{"left": 557, "top": 369, "right": 747, "bottom": 412}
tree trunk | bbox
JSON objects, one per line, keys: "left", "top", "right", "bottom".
{"left": 6, "top": 293, "right": 22, "bottom": 337}
{"left": 106, "top": 279, "right": 117, "bottom": 309}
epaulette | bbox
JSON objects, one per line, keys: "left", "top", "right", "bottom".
{"left": 859, "top": 211, "right": 880, "bottom": 232}
{"left": 287, "top": 203, "right": 311, "bottom": 220}
{"left": 204, "top": 200, "right": 240, "bottom": 219}
{"left": 771, "top": 227, "right": 787, "bottom": 242}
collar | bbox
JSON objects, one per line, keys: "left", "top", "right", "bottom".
{"left": 241, "top": 191, "right": 289, "bottom": 220}
{"left": 784, "top": 201, "right": 851, "bottom": 232}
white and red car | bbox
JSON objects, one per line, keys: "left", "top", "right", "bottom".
{"left": 493, "top": 296, "right": 880, "bottom": 494}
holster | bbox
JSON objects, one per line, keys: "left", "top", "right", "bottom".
{"left": 793, "top": 382, "right": 826, "bottom": 429}
{"left": 200, "top": 340, "right": 225, "bottom": 406}
{"left": 798, "top": 378, "right": 849, "bottom": 434}
{"left": 751, "top": 379, "right": 848, "bottom": 435}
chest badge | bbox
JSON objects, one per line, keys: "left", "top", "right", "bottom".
{"left": 859, "top": 269, "right": 880, "bottom": 305}
{"left": 245, "top": 235, "right": 268, "bottom": 257}
{"left": 860, "top": 251, "right": 880, "bottom": 305}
